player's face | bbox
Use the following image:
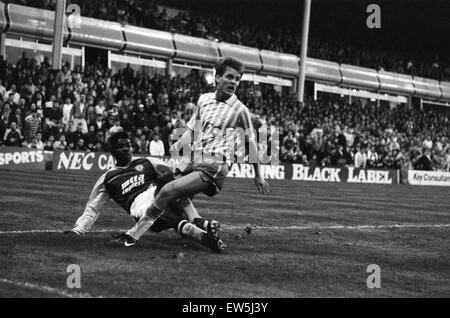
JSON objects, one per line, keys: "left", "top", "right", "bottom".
{"left": 112, "top": 138, "right": 132, "bottom": 164}
{"left": 216, "top": 66, "right": 241, "bottom": 99}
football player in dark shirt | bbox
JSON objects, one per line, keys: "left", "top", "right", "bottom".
{"left": 64, "top": 130, "right": 225, "bottom": 253}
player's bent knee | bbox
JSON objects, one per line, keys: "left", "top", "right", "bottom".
{"left": 159, "top": 182, "right": 182, "bottom": 201}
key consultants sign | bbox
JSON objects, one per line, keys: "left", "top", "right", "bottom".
{"left": 408, "top": 170, "right": 450, "bottom": 187}
{"left": 0, "top": 147, "right": 45, "bottom": 170}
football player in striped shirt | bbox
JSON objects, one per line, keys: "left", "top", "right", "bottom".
{"left": 64, "top": 130, "right": 224, "bottom": 253}
{"left": 115, "top": 57, "right": 270, "bottom": 249}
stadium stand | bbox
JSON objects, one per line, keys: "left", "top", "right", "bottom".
{"left": 0, "top": 50, "right": 449, "bottom": 174}
{"left": 7, "top": 0, "right": 450, "bottom": 81}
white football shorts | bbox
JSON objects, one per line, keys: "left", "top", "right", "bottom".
{"left": 130, "top": 185, "right": 157, "bottom": 220}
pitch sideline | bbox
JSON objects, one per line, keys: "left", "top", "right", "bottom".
{"left": 0, "top": 278, "right": 101, "bottom": 298}
{"left": 0, "top": 223, "right": 449, "bottom": 234}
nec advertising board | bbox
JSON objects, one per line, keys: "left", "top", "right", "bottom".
{"left": 0, "top": 147, "right": 45, "bottom": 170}
{"left": 408, "top": 170, "right": 450, "bottom": 187}
{"left": 53, "top": 150, "right": 398, "bottom": 184}
{"left": 52, "top": 150, "right": 179, "bottom": 172}
{"left": 53, "top": 150, "right": 116, "bottom": 171}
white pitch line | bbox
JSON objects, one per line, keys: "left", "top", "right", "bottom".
{"left": 0, "top": 223, "right": 449, "bottom": 234}
{"left": 0, "top": 229, "right": 120, "bottom": 234}
{"left": 228, "top": 223, "right": 450, "bottom": 230}
{"left": 0, "top": 278, "right": 99, "bottom": 298}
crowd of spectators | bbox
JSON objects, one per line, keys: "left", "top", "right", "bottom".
{"left": 8, "top": 0, "right": 450, "bottom": 81}
{"left": 1, "top": 51, "right": 450, "bottom": 178}
{"left": 236, "top": 82, "right": 450, "bottom": 175}
{"left": 0, "top": 51, "right": 205, "bottom": 156}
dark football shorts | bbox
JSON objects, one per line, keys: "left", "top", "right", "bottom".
{"left": 178, "top": 162, "right": 229, "bottom": 197}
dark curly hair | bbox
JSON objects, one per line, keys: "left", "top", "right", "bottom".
{"left": 215, "top": 57, "right": 245, "bottom": 76}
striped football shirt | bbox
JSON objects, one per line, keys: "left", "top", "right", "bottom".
{"left": 187, "top": 92, "right": 255, "bottom": 164}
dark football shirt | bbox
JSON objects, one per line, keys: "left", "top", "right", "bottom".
{"left": 103, "top": 158, "right": 159, "bottom": 214}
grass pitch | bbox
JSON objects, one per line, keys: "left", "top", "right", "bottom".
{"left": 0, "top": 169, "right": 449, "bottom": 297}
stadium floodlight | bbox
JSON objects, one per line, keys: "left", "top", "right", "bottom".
{"left": 52, "top": 0, "right": 66, "bottom": 70}
{"left": 297, "top": 0, "right": 312, "bottom": 104}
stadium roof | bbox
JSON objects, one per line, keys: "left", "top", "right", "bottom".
{"left": 159, "top": 0, "right": 450, "bottom": 57}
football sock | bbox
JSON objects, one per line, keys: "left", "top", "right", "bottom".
{"left": 184, "top": 201, "right": 201, "bottom": 222}
{"left": 177, "top": 220, "right": 205, "bottom": 242}
{"left": 193, "top": 218, "right": 209, "bottom": 232}
{"left": 126, "top": 203, "right": 164, "bottom": 240}
{"left": 126, "top": 214, "right": 154, "bottom": 240}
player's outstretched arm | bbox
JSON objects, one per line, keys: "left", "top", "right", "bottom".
{"left": 64, "top": 173, "right": 109, "bottom": 235}
{"left": 248, "top": 136, "right": 270, "bottom": 194}
{"left": 238, "top": 106, "right": 270, "bottom": 194}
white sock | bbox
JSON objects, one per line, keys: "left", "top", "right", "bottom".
{"left": 181, "top": 199, "right": 201, "bottom": 222}
{"left": 126, "top": 215, "right": 155, "bottom": 240}
{"left": 177, "top": 220, "right": 205, "bottom": 242}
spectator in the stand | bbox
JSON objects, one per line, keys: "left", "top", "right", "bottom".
{"left": 70, "top": 96, "right": 88, "bottom": 134}
{"left": 145, "top": 93, "right": 156, "bottom": 114}
{"left": 68, "top": 122, "right": 88, "bottom": 149}
{"left": 343, "top": 126, "right": 355, "bottom": 149}
{"left": 431, "top": 150, "right": 443, "bottom": 170}
{"left": 120, "top": 112, "right": 134, "bottom": 133}
{"left": 94, "top": 113, "right": 106, "bottom": 133}
{"left": 156, "top": 88, "right": 169, "bottom": 113}
{"left": 9, "top": 107, "right": 23, "bottom": 131}
{"left": 17, "top": 51, "right": 28, "bottom": 68}
{"left": 45, "top": 95, "right": 56, "bottom": 109}
{"left": 149, "top": 133, "right": 165, "bottom": 157}
{"left": 367, "top": 144, "right": 380, "bottom": 168}
{"left": 132, "top": 128, "right": 147, "bottom": 154}
{"left": 354, "top": 143, "right": 368, "bottom": 168}
{"left": 0, "top": 114, "right": 8, "bottom": 145}
{"left": 6, "top": 85, "right": 20, "bottom": 106}
{"left": 160, "top": 121, "right": 173, "bottom": 155}
{"left": 122, "top": 63, "right": 135, "bottom": 85}
{"left": 282, "top": 131, "right": 295, "bottom": 151}
{"left": 170, "top": 109, "right": 183, "bottom": 127}
{"left": 62, "top": 97, "right": 73, "bottom": 132}
{"left": 0, "top": 79, "right": 6, "bottom": 100}
{"left": 422, "top": 135, "right": 433, "bottom": 149}
{"left": 85, "top": 125, "right": 98, "bottom": 151}
{"left": 95, "top": 99, "right": 106, "bottom": 116}
{"left": 443, "top": 148, "right": 450, "bottom": 172}
{"left": 393, "top": 148, "right": 405, "bottom": 170}
{"left": 134, "top": 103, "right": 148, "bottom": 129}
{"left": 43, "top": 99, "right": 62, "bottom": 139}
{"left": 34, "top": 92, "right": 44, "bottom": 111}
{"left": 23, "top": 108, "right": 41, "bottom": 143}
{"left": 94, "top": 130, "right": 107, "bottom": 152}
{"left": 414, "top": 147, "right": 433, "bottom": 171}
{"left": 331, "top": 125, "right": 347, "bottom": 149}
{"left": 330, "top": 144, "right": 346, "bottom": 167}
{"left": 3, "top": 94, "right": 14, "bottom": 113}
{"left": 28, "top": 132, "right": 44, "bottom": 150}
{"left": 75, "top": 138, "right": 87, "bottom": 152}
{"left": 86, "top": 104, "right": 96, "bottom": 128}
{"left": 3, "top": 122, "right": 23, "bottom": 147}
{"left": 53, "top": 134, "right": 68, "bottom": 150}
